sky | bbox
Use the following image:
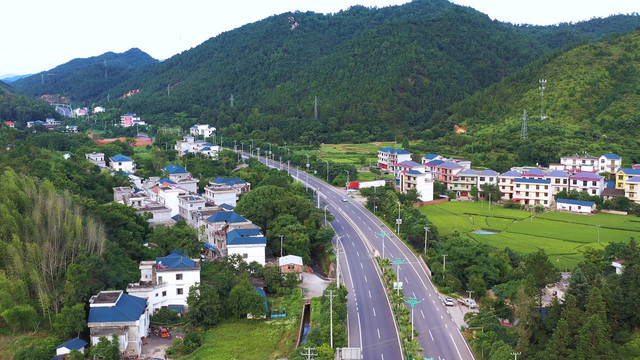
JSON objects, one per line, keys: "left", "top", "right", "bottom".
{"left": 1, "top": 0, "right": 639, "bottom": 76}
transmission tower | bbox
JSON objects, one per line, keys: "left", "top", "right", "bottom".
{"left": 539, "top": 79, "right": 546, "bottom": 120}
{"left": 229, "top": 94, "right": 235, "bottom": 108}
{"left": 521, "top": 110, "right": 528, "bottom": 140}
{"left": 314, "top": 96, "right": 318, "bottom": 120}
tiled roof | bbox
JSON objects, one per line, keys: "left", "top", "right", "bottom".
{"left": 220, "top": 203, "right": 235, "bottom": 210}
{"left": 111, "top": 154, "right": 133, "bottom": 162}
{"left": 425, "top": 160, "right": 444, "bottom": 166}
{"left": 156, "top": 253, "right": 197, "bottom": 269}
{"left": 602, "top": 153, "right": 621, "bottom": 160}
{"left": 626, "top": 176, "right": 640, "bottom": 184}
{"left": 556, "top": 198, "right": 596, "bottom": 207}
{"left": 407, "top": 170, "right": 423, "bottom": 175}
{"left": 379, "top": 147, "right": 411, "bottom": 155}
{"left": 163, "top": 164, "right": 188, "bottom": 174}
{"left": 158, "top": 178, "right": 178, "bottom": 185}
{"left": 395, "top": 160, "right": 422, "bottom": 167}
{"left": 423, "top": 154, "right": 439, "bottom": 160}
{"left": 546, "top": 170, "right": 570, "bottom": 178}
{"left": 206, "top": 211, "right": 247, "bottom": 224}
{"left": 55, "top": 337, "right": 88, "bottom": 350}
{"left": 618, "top": 168, "right": 640, "bottom": 175}
{"left": 201, "top": 147, "right": 211, "bottom": 151}
{"left": 459, "top": 169, "right": 478, "bottom": 175}
{"left": 514, "top": 178, "right": 550, "bottom": 184}
{"left": 500, "top": 171, "right": 522, "bottom": 177}
{"left": 477, "top": 169, "right": 499, "bottom": 176}
{"left": 88, "top": 292, "right": 146, "bottom": 323}
{"left": 523, "top": 168, "right": 546, "bottom": 177}
{"left": 227, "top": 228, "right": 266, "bottom": 245}
{"left": 439, "top": 162, "right": 463, "bottom": 169}
{"left": 212, "top": 177, "right": 246, "bottom": 186}
{"left": 605, "top": 181, "right": 616, "bottom": 189}
{"left": 570, "top": 172, "right": 603, "bottom": 181}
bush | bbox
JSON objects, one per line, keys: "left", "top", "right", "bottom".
{"left": 151, "top": 308, "right": 181, "bottom": 325}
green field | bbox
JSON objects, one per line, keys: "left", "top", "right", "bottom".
{"left": 419, "top": 201, "right": 640, "bottom": 270}
{"left": 295, "top": 142, "right": 402, "bottom": 167}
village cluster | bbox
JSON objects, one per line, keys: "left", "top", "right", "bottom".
{"left": 377, "top": 147, "right": 640, "bottom": 214}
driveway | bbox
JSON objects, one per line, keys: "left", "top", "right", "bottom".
{"left": 298, "top": 272, "right": 330, "bottom": 299}
{"left": 140, "top": 334, "right": 174, "bottom": 360}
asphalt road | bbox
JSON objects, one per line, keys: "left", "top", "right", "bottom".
{"left": 249, "top": 154, "right": 474, "bottom": 360}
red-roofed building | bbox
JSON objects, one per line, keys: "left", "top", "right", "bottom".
{"left": 3, "top": 121, "right": 14, "bottom": 128}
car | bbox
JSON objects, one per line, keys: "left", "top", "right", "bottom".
{"left": 465, "top": 298, "right": 478, "bottom": 308}
{"left": 443, "top": 297, "right": 455, "bottom": 306}
{"left": 342, "top": 198, "right": 348, "bottom": 202}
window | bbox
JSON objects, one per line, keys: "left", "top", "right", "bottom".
{"left": 563, "top": 179, "right": 567, "bottom": 184}
{"left": 162, "top": 291, "right": 167, "bottom": 297}
{"left": 572, "top": 180, "right": 577, "bottom": 185}
{"left": 288, "top": 264, "right": 295, "bottom": 270}
{"left": 155, "top": 293, "right": 158, "bottom": 297}
{"left": 479, "top": 177, "right": 485, "bottom": 181}
{"left": 592, "top": 181, "right": 597, "bottom": 186}
{"left": 177, "top": 288, "right": 183, "bottom": 295}
{"left": 619, "top": 175, "right": 624, "bottom": 180}
{"left": 592, "top": 189, "right": 597, "bottom": 195}
{"left": 555, "top": 179, "right": 560, "bottom": 184}
{"left": 583, "top": 181, "right": 587, "bottom": 186}
{"left": 158, "top": 276, "right": 163, "bottom": 283}
{"left": 176, "top": 274, "right": 183, "bottom": 280}
{"left": 536, "top": 185, "right": 540, "bottom": 190}
{"left": 243, "top": 253, "right": 248, "bottom": 259}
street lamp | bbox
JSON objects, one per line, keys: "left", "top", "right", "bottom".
{"left": 324, "top": 204, "right": 330, "bottom": 226}
{"left": 390, "top": 257, "right": 406, "bottom": 295}
{"left": 344, "top": 170, "right": 350, "bottom": 191}
{"left": 423, "top": 226, "right": 430, "bottom": 254}
{"left": 377, "top": 229, "right": 390, "bottom": 259}
{"left": 403, "top": 296, "right": 423, "bottom": 341}
{"left": 396, "top": 201, "right": 402, "bottom": 234}
{"left": 325, "top": 160, "right": 329, "bottom": 182}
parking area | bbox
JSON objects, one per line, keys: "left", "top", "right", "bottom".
{"left": 440, "top": 295, "right": 479, "bottom": 330}
{"left": 140, "top": 335, "right": 174, "bottom": 360}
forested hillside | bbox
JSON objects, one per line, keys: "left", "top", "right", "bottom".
{"left": 13, "top": 48, "right": 157, "bottom": 103}
{"left": 442, "top": 29, "right": 640, "bottom": 167}
{"left": 0, "top": 84, "right": 58, "bottom": 123}
{"left": 101, "top": 1, "right": 640, "bottom": 144}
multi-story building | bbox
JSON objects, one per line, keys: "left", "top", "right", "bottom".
{"left": 203, "top": 211, "right": 258, "bottom": 255}
{"left": 425, "top": 161, "right": 465, "bottom": 186}
{"left": 120, "top": 113, "right": 141, "bottom": 128}
{"left": 521, "top": 168, "right": 546, "bottom": 179}
{"left": 513, "top": 178, "right": 553, "bottom": 206}
{"left": 476, "top": 170, "right": 499, "bottom": 190}
{"left": 421, "top": 154, "right": 446, "bottom": 164}
{"left": 377, "top": 147, "right": 412, "bottom": 171}
{"left": 499, "top": 170, "right": 522, "bottom": 201}
{"left": 85, "top": 152, "right": 107, "bottom": 168}
{"left": 624, "top": 177, "right": 640, "bottom": 203}
{"left": 226, "top": 228, "right": 267, "bottom": 265}
{"left": 126, "top": 252, "right": 201, "bottom": 314}
{"left": 545, "top": 170, "right": 570, "bottom": 197}
{"left": 598, "top": 154, "right": 622, "bottom": 174}
{"left": 399, "top": 170, "right": 434, "bottom": 201}
{"left": 560, "top": 153, "right": 598, "bottom": 173}
{"left": 203, "top": 177, "right": 251, "bottom": 207}
{"left": 569, "top": 172, "right": 605, "bottom": 196}
{"left": 174, "top": 135, "right": 221, "bottom": 158}
{"left": 109, "top": 154, "right": 137, "bottom": 173}
{"left": 615, "top": 168, "right": 640, "bottom": 190}
{"left": 162, "top": 164, "right": 199, "bottom": 193}
{"left": 448, "top": 169, "right": 477, "bottom": 198}
{"left": 189, "top": 123, "right": 216, "bottom": 138}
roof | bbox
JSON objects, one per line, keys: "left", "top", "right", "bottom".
{"left": 51, "top": 355, "right": 65, "bottom": 360}
{"left": 220, "top": 203, "right": 235, "bottom": 210}
{"left": 156, "top": 253, "right": 197, "bottom": 269}
{"left": 546, "top": 170, "right": 570, "bottom": 178}
{"left": 514, "top": 178, "right": 550, "bottom": 184}
{"left": 212, "top": 177, "right": 247, "bottom": 186}
{"left": 158, "top": 178, "right": 178, "bottom": 185}
{"left": 379, "top": 147, "right": 411, "bottom": 155}
{"left": 522, "top": 168, "right": 546, "bottom": 177}
{"left": 407, "top": 170, "right": 423, "bottom": 175}
{"left": 111, "top": 154, "right": 133, "bottom": 162}
{"left": 602, "top": 153, "right": 621, "bottom": 160}
{"left": 55, "top": 337, "right": 88, "bottom": 350}
{"left": 570, "top": 172, "right": 603, "bottom": 181}
{"left": 425, "top": 160, "right": 444, "bottom": 166}
{"left": 500, "top": 170, "right": 522, "bottom": 177}
{"left": 163, "top": 164, "right": 188, "bottom": 174}
{"left": 477, "top": 169, "right": 499, "bottom": 176}
{"left": 618, "top": 168, "right": 640, "bottom": 175}
{"left": 88, "top": 292, "right": 147, "bottom": 323}
{"left": 395, "top": 160, "right": 422, "bottom": 168}
{"left": 459, "top": 169, "right": 478, "bottom": 175}
{"left": 207, "top": 211, "right": 248, "bottom": 224}
{"left": 122, "top": 113, "right": 135, "bottom": 117}
{"left": 423, "top": 154, "right": 440, "bottom": 160}
{"left": 201, "top": 147, "right": 211, "bottom": 151}
{"left": 279, "top": 255, "right": 303, "bottom": 266}
{"left": 168, "top": 304, "right": 184, "bottom": 314}
{"left": 605, "top": 181, "right": 616, "bottom": 189}
{"left": 626, "top": 176, "right": 640, "bottom": 184}
{"left": 556, "top": 198, "right": 596, "bottom": 207}
{"left": 254, "top": 286, "right": 268, "bottom": 311}
{"left": 204, "top": 243, "right": 215, "bottom": 251}
{"left": 439, "top": 162, "right": 463, "bottom": 169}
{"left": 227, "top": 228, "right": 266, "bottom": 246}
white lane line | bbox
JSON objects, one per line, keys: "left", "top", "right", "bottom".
{"left": 358, "top": 313, "right": 363, "bottom": 350}
{"left": 429, "top": 330, "right": 434, "bottom": 341}
{"left": 373, "top": 307, "right": 376, "bottom": 317}
{"left": 352, "top": 242, "right": 355, "bottom": 247}
{"left": 436, "top": 307, "right": 440, "bottom": 312}
{"left": 450, "top": 333, "right": 463, "bottom": 359}
{"left": 357, "top": 251, "right": 360, "bottom": 257}
{"left": 441, "top": 315, "right": 444, "bottom": 320}
{"left": 428, "top": 293, "right": 432, "bottom": 297}
{"left": 420, "top": 309, "right": 425, "bottom": 319}
{"left": 412, "top": 292, "right": 416, "bottom": 298}
{"left": 358, "top": 215, "right": 362, "bottom": 220}
{"left": 381, "top": 355, "right": 384, "bottom": 360}
{"left": 432, "top": 300, "right": 436, "bottom": 304}
{"left": 360, "top": 263, "right": 363, "bottom": 269}
{"left": 364, "top": 275, "right": 368, "bottom": 282}
{"left": 368, "top": 290, "right": 372, "bottom": 298}
{"left": 445, "top": 324, "right": 448, "bottom": 329}
{"left": 377, "top": 328, "right": 381, "bottom": 339}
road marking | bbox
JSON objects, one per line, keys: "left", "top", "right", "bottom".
{"left": 352, "top": 242, "right": 355, "bottom": 247}
{"left": 428, "top": 293, "right": 432, "bottom": 297}
{"left": 450, "top": 333, "right": 463, "bottom": 360}
{"left": 373, "top": 307, "right": 376, "bottom": 317}
{"left": 368, "top": 290, "right": 371, "bottom": 298}
{"left": 364, "top": 275, "right": 368, "bottom": 283}
{"left": 357, "top": 251, "right": 360, "bottom": 257}
{"left": 358, "top": 215, "right": 362, "bottom": 220}
{"left": 358, "top": 313, "right": 363, "bottom": 350}
{"left": 420, "top": 309, "right": 425, "bottom": 319}
{"left": 429, "top": 330, "right": 434, "bottom": 341}
{"left": 441, "top": 315, "right": 444, "bottom": 320}
{"left": 412, "top": 292, "right": 416, "bottom": 298}
{"left": 377, "top": 328, "right": 381, "bottom": 338}
{"left": 445, "top": 324, "right": 448, "bottom": 329}
{"left": 432, "top": 300, "right": 436, "bottom": 304}
{"left": 436, "top": 307, "right": 440, "bottom": 312}
{"left": 360, "top": 263, "right": 363, "bottom": 269}
{"left": 381, "top": 355, "right": 384, "bottom": 360}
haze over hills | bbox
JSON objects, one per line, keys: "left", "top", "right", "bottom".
{"left": 12, "top": 48, "right": 157, "bottom": 103}
{"left": 0, "top": 74, "right": 31, "bottom": 83}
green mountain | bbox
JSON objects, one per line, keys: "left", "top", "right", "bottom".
{"left": 99, "top": 1, "right": 640, "bottom": 144}
{"left": 443, "top": 29, "right": 640, "bottom": 167}
{"left": 13, "top": 48, "right": 157, "bottom": 103}
{"left": 0, "top": 83, "right": 58, "bottom": 125}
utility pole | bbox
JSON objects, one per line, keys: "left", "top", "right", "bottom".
{"left": 511, "top": 352, "right": 521, "bottom": 360}
{"left": 521, "top": 110, "right": 528, "bottom": 140}
{"left": 344, "top": 170, "right": 349, "bottom": 192}
{"left": 327, "top": 290, "right": 337, "bottom": 349}
{"left": 167, "top": 84, "right": 170, "bottom": 97}
{"left": 280, "top": 235, "right": 284, "bottom": 258}
{"left": 301, "top": 347, "right": 317, "bottom": 360}
{"left": 316, "top": 188, "right": 321, "bottom": 209}
{"left": 314, "top": 96, "right": 318, "bottom": 120}
{"left": 229, "top": 94, "right": 235, "bottom": 108}
{"left": 377, "top": 230, "right": 390, "bottom": 259}
{"left": 335, "top": 238, "right": 341, "bottom": 289}
{"left": 442, "top": 254, "right": 448, "bottom": 281}
{"left": 539, "top": 78, "right": 546, "bottom": 120}
{"left": 423, "top": 226, "right": 430, "bottom": 254}
{"left": 325, "top": 160, "right": 329, "bottom": 182}
{"left": 396, "top": 201, "right": 402, "bottom": 234}
{"left": 467, "top": 290, "right": 474, "bottom": 300}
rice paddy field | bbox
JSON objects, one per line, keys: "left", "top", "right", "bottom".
{"left": 419, "top": 201, "right": 640, "bottom": 270}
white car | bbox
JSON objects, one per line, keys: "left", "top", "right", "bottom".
{"left": 342, "top": 198, "right": 348, "bottom": 202}
{"left": 443, "top": 297, "right": 455, "bottom": 306}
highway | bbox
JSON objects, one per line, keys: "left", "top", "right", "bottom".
{"left": 252, "top": 153, "right": 474, "bottom": 360}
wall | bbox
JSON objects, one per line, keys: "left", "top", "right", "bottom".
{"left": 228, "top": 244, "right": 265, "bottom": 265}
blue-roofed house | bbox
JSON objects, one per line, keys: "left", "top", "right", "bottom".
{"left": 53, "top": 337, "right": 88, "bottom": 359}
{"left": 545, "top": 170, "right": 570, "bottom": 197}
{"left": 203, "top": 211, "right": 256, "bottom": 254}
{"left": 399, "top": 169, "right": 434, "bottom": 201}
{"left": 378, "top": 147, "right": 412, "bottom": 171}
{"left": 522, "top": 168, "right": 546, "bottom": 178}
{"left": 422, "top": 154, "right": 445, "bottom": 164}
{"left": 599, "top": 153, "right": 622, "bottom": 174}
{"left": 109, "top": 154, "right": 136, "bottom": 174}
{"left": 175, "top": 134, "right": 221, "bottom": 158}
{"left": 204, "top": 177, "right": 251, "bottom": 207}
{"left": 227, "top": 228, "right": 267, "bottom": 265}
{"left": 448, "top": 169, "right": 478, "bottom": 198}
{"left": 556, "top": 198, "right": 596, "bottom": 213}
{"left": 513, "top": 178, "right": 552, "bottom": 206}
{"left": 624, "top": 177, "right": 640, "bottom": 203}
{"left": 616, "top": 168, "right": 640, "bottom": 190}
{"left": 498, "top": 171, "right": 522, "bottom": 201}
{"left": 560, "top": 153, "right": 599, "bottom": 173}
{"left": 190, "top": 123, "right": 216, "bottom": 138}
{"left": 88, "top": 290, "right": 149, "bottom": 358}
{"left": 120, "top": 113, "right": 141, "bottom": 127}
{"left": 126, "top": 252, "right": 201, "bottom": 316}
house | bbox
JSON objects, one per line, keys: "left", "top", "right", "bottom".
{"left": 227, "top": 228, "right": 267, "bottom": 265}
{"left": 498, "top": 170, "right": 522, "bottom": 200}
{"left": 27, "top": 118, "right": 60, "bottom": 130}
{"left": 448, "top": 169, "right": 477, "bottom": 198}
{"left": 389, "top": 160, "right": 425, "bottom": 176}
{"left": 476, "top": 170, "right": 499, "bottom": 191}
{"left": 425, "top": 161, "right": 465, "bottom": 186}
{"left": 599, "top": 154, "right": 622, "bottom": 174}
{"left": 513, "top": 178, "right": 552, "bottom": 207}
{"left": 615, "top": 168, "right": 640, "bottom": 190}
{"left": 109, "top": 154, "right": 136, "bottom": 173}
{"left": 120, "top": 113, "right": 141, "bottom": 128}
{"left": 203, "top": 211, "right": 257, "bottom": 255}
{"left": 422, "top": 154, "right": 446, "bottom": 164}
{"left": 279, "top": 255, "right": 304, "bottom": 274}
{"left": 624, "top": 177, "right": 640, "bottom": 203}
{"left": 126, "top": 252, "right": 201, "bottom": 314}
{"left": 85, "top": 152, "right": 107, "bottom": 168}
{"left": 560, "top": 153, "right": 598, "bottom": 173}
{"left": 399, "top": 170, "right": 434, "bottom": 201}
{"left": 148, "top": 179, "right": 188, "bottom": 217}
{"left": 174, "top": 135, "right": 221, "bottom": 158}
{"left": 63, "top": 153, "right": 72, "bottom": 160}
{"left": 545, "top": 170, "right": 570, "bottom": 197}
{"left": 178, "top": 194, "right": 220, "bottom": 227}
{"left": 66, "top": 124, "right": 78, "bottom": 133}
{"left": 377, "top": 147, "right": 412, "bottom": 171}
{"left": 73, "top": 107, "right": 88, "bottom": 116}
{"left": 93, "top": 106, "right": 105, "bottom": 113}
{"left": 611, "top": 260, "right": 625, "bottom": 275}
{"left": 556, "top": 199, "right": 596, "bottom": 214}
{"left": 162, "top": 164, "right": 199, "bottom": 193}
{"left": 114, "top": 186, "right": 174, "bottom": 226}
{"left": 53, "top": 337, "right": 88, "bottom": 359}
{"left": 3, "top": 121, "right": 14, "bottom": 128}
{"left": 88, "top": 290, "right": 150, "bottom": 358}
{"left": 203, "top": 177, "right": 251, "bottom": 207}
{"left": 345, "top": 180, "right": 387, "bottom": 191}
{"left": 190, "top": 123, "right": 216, "bottom": 138}
{"left": 569, "top": 172, "right": 605, "bottom": 196}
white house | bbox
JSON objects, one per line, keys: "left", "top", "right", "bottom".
{"left": 162, "top": 164, "right": 199, "bottom": 193}
{"left": 174, "top": 135, "right": 221, "bottom": 158}
{"left": 611, "top": 260, "right": 625, "bottom": 275}
{"left": 377, "top": 147, "right": 412, "bottom": 171}
{"left": 569, "top": 172, "right": 605, "bottom": 196}
{"left": 88, "top": 290, "right": 150, "bottom": 358}
{"left": 66, "top": 124, "right": 78, "bottom": 133}
{"left": 86, "top": 152, "right": 107, "bottom": 168}
{"left": 226, "top": 228, "right": 266, "bottom": 265}
{"left": 53, "top": 338, "right": 88, "bottom": 359}
{"left": 513, "top": 178, "right": 553, "bottom": 207}
{"left": 560, "top": 153, "right": 598, "bottom": 173}
{"left": 545, "top": 170, "right": 570, "bottom": 197}
{"left": 598, "top": 154, "right": 622, "bottom": 174}
{"left": 556, "top": 199, "right": 596, "bottom": 214}
{"left": 120, "top": 113, "right": 141, "bottom": 128}
{"left": 203, "top": 177, "right": 251, "bottom": 207}
{"left": 73, "top": 107, "right": 88, "bottom": 117}
{"left": 399, "top": 170, "right": 434, "bottom": 202}
{"left": 109, "top": 154, "right": 136, "bottom": 173}
{"left": 476, "top": 169, "right": 499, "bottom": 189}
{"left": 93, "top": 106, "right": 106, "bottom": 113}
{"left": 126, "top": 252, "right": 201, "bottom": 315}
{"left": 190, "top": 123, "right": 216, "bottom": 138}
{"left": 203, "top": 211, "right": 256, "bottom": 255}
{"left": 499, "top": 170, "right": 522, "bottom": 201}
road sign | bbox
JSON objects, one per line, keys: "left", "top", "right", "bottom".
{"left": 393, "top": 282, "right": 403, "bottom": 290}
{"left": 396, "top": 218, "right": 402, "bottom": 225}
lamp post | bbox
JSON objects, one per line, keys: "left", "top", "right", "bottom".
{"left": 403, "top": 296, "right": 423, "bottom": 341}
{"left": 377, "top": 230, "right": 390, "bottom": 259}
{"left": 423, "top": 226, "right": 430, "bottom": 254}
{"left": 390, "top": 257, "right": 406, "bottom": 295}
{"left": 442, "top": 254, "right": 448, "bottom": 281}
{"left": 324, "top": 204, "right": 330, "bottom": 226}
{"left": 280, "top": 235, "right": 284, "bottom": 257}
{"left": 344, "top": 170, "right": 350, "bottom": 191}
{"left": 325, "top": 161, "right": 329, "bottom": 182}
{"left": 396, "top": 201, "right": 402, "bottom": 234}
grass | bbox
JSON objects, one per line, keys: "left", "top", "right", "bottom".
{"left": 419, "top": 201, "right": 640, "bottom": 270}
{"left": 299, "top": 142, "right": 403, "bottom": 167}
{"left": 0, "top": 333, "right": 55, "bottom": 359}
{"left": 181, "top": 318, "right": 300, "bottom": 360}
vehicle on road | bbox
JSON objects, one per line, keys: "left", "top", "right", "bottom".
{"left": 342, "top": 197, "right": 348, "bottom": 202}
{"left": 443, "top": 297, "right": 455, "bottom": 306}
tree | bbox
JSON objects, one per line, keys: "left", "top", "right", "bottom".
{"left": 545, "top": 318, "right": 572, "bottom": 359}
{"left": 148, "top": 220, "right": 200, "bottom": 257}
{"left": 1, "top": 304, "right": 38, "bottom": 333}
{"left": 566, "top": 268, "right": 591, "bottom": 309}
{"left": 469, "top": 185, "right": 479, "bottom": 201}
{"left": 576, "top": 315, "right": 613, "bottom": 359}
{"left": 53, "top": 303, "right": 86, "bottom": 338}
{"left": 523, "top": 249, "right": 559, "bottom": 305}
{"left": 259, "top": 265, "right": 284, "bottom": 293}
{"left": 235, "top": 185, "right": 312, "bottom": 230}
{"left": 88, "top": 335, "right": 120, "bottom": 360}
{"left": 186, "top": 282, "right": 222, "bottom": 327}
{"left": 480, "top": 183, "right": 502, "bottom": 201}
{"left": 227, "top": 278, "right": 266, "bottom": 319}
